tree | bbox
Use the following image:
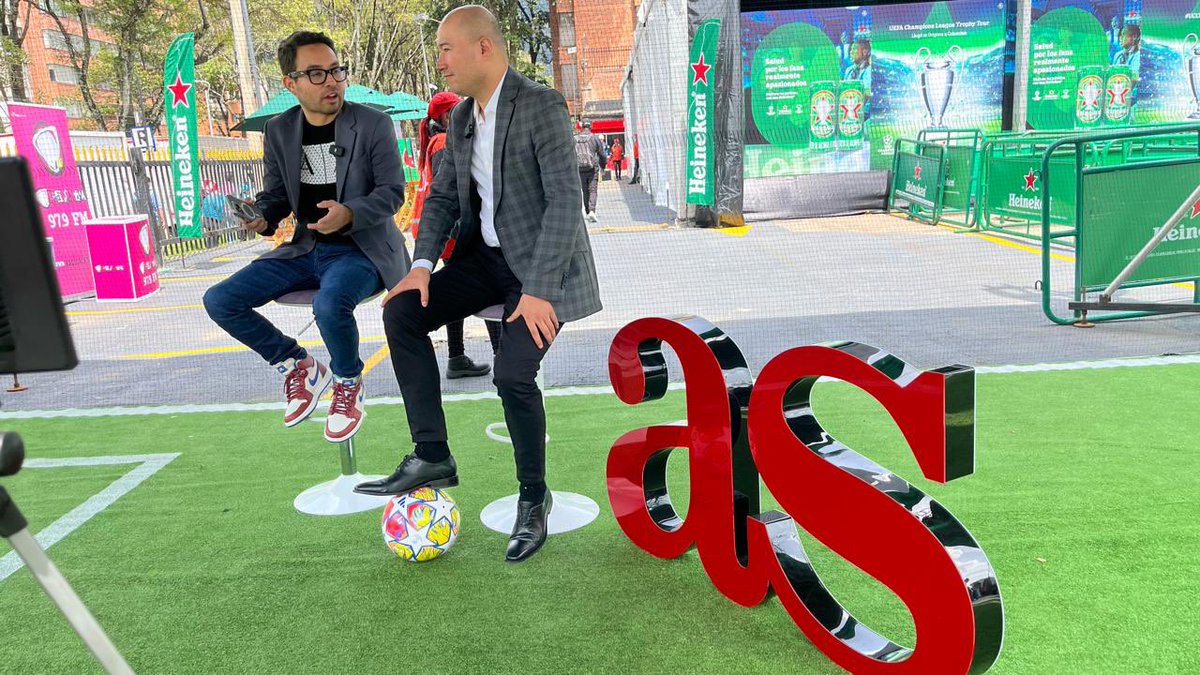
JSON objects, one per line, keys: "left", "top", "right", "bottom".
{"left": 41, "top": 0, "right": 222, "bottom": 130}
{"left": 0, "top": 0, "right": 33, "bottom": 102}
{"left": 424, "top": 0, "right": 551, "bottom": 84}
{"left": 41, "top": 0, "right": 112, "bottom": 129}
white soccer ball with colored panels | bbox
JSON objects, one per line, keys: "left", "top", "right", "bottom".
{"left": 381, "top": 487, "right": 460, "bottom": 562}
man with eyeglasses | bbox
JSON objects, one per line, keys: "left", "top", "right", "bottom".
{"left": 203, "top": 31, "right": 408, "bottom": 443}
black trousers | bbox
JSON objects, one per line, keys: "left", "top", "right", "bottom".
{"left": 579, "top": 167, "right": 598, "bottom": 213}
{"left": 383, "top": 238, "right": 552, "bottom": 486}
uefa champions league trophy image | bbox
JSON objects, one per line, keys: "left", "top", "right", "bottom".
{"left": 916, "top": 45, "right": 963, "bottom": 129}
{"left": 1184, "top": 34, "right": 1200, "bottom": 119}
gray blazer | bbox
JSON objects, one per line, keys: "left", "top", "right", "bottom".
{"left": 255, "top": 101, "right": 411, "bottom": 288}
{"left": 415, "top": 68, "right": 602, "bottom": 323}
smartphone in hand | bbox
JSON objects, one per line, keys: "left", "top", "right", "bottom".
{"left": 225, "top": 194, "right": 262, "bottom": 222}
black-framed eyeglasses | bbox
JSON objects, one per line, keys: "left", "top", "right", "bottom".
{"left": 288, "top": 65, "right": 350, "bottom": 85}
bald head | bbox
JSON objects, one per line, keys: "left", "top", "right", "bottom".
{"left": 441, "top": 6, "right": 507, "bottom": 57}
{"left": 435, "top": 5, "right": 510, "bottom": 101}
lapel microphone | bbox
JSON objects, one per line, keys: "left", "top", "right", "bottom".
{"left": 465, "top": 119, "right": 475, "bottom": 139}
{"left": 328, "top": 145, "right": 345, "bottom": 158}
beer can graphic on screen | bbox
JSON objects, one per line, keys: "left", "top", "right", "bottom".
{"left": 1074, "top": 66, "right": 1105, "bottom": 129}
{"left": 836, "top": 80, "right": 865, "bottom": 150}
{"left": 1103, "top": 65, "right": 1134, "bottom": 126}
{"left": 809, "top": 81, "right": 837, "bottom": 152}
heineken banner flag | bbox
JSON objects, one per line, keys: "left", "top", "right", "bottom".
{"left": 742, "top": 1, "right": 1011, "bottom": 179}
{"left": 164, "top": 33, "right": 201, "bottom": 239}
{"left": 686, "top": 18, "right": 720, "bottom": 206}
{"left": 1028, "top": 0, "right": 1200, "bottom": 130}
{"left": 399, "top": 139, "right": 419, "bottom": 182}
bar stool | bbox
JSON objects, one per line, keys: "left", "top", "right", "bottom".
{"left": 472, "top": 303, "right": 600, "bottom": 535}
{"left": 275, "top": 288, "right": 390, "bottom": 516}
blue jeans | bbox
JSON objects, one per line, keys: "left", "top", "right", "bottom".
{"left": 203, "top": 242, "right": 383, "bottom": 378}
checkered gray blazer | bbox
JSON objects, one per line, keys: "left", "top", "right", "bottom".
{"left": 415, "top": 68, "right": 602, "bottom": 323}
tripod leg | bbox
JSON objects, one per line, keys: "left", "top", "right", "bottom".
{"left": 6, "top": 528, "right": 134, "bottom": 674}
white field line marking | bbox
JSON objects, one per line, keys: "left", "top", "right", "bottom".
{"left": 2, "top": 353, "right": 1199, "bottom": 420}
{"left": 0, "top": 454, "right": 181, "bottom": 582}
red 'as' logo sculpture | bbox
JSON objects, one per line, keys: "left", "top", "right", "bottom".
{"left": 607, "top": 317, "right": 1003, "bottom": 674}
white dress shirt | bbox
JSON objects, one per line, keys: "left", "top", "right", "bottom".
{"left": 413, "top": 72, "right": 506, "bottom": 272}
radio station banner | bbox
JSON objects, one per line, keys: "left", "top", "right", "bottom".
{"left": 742, "top": 1, "right": 1010, "bottom": 178}
{"left": 1027, "top": 0, "right": 1200, "bottom": 130}
{"left": 8, "top": 103, "right": 95, "bottom": 298}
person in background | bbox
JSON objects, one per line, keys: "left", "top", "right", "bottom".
{"left": 411, "top": 90, "right": 498, "bottom": 379}
{"left": 573, "top": 120, "right": 606, "bottom": 223}
{"left": 610, "top": 137, "right": 624, "bottom": 181}
{"left": 1111, "top": 21, "right": 1142, "bottom": 107}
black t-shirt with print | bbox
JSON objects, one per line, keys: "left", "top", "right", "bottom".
{"left": 298, "top": 118, "right": 353, "bottom": 245}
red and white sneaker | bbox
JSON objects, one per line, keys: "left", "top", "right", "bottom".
{"left": 277, "top": 355, "right": 331, "bottom": 428}
{"left": 325, "top": 377, "right": 366, "bottom": 443}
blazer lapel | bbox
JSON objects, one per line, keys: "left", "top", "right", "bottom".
{"left": 285, "top": 109, "right": 303, "bottom": 214}
{"left": 334, "top": 103, "right": 358, "bottom": 201}
{"left": 491, "top": 68, "right": 520, "bottom": 215}
{"left": 456, "top": 102, "right": 474, "bottom": 225}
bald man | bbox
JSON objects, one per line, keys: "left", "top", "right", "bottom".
{"left": 355, "top": 6, "right": 602, "bottom": 563}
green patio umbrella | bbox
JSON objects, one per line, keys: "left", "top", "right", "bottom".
{"left": 384, "top": 91, "right": 428, "bottom": 115}
{"left": 232, "top": 85, "right": 427, "bottom": 131}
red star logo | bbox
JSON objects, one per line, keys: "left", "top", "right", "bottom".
{"left": 1191, "top": 195, "right": 1200, "bottom": 219}
{"left": 690, "top": 54, "right": 711, "bottom": 86}
{"left": 839, "top": 102, "right": 862, "bottom": 121}
{"left": 913, "top": 165, "right": 923, "bottom": 180}
{"left": 1107, "top": 85, "right": 1128, "bottom": 106}
{"left": 1024, "top": 169, "right": 1038, "bottom": 192}
{"left": 168, "top": 72, "right": 192, "bottom": 108}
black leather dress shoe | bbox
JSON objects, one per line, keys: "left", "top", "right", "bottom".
{"left": 353, "top": 454, "right": 458, "bottom": 496}
{"left": 446, "top": 355, "right": 491, "bottom": 379}
{"left": 505, "top": 491, "right": 553, "bottom": 563}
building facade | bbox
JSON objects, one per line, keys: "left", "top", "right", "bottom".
{"left": 549, "top": 0, "right": 638, "bottom": 123}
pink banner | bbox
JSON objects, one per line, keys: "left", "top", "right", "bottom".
{"left": 8, "top": 103, "right": 95, "bottom": 298}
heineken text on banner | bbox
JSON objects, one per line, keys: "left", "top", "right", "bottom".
{"left": 8, "top": 103, "right": 95, "bottom": 298}
{"left": 686, "top": 19, "right": 720, "bottom": 206}
{"left": 164, "top": 33, "right": 201, "bottom": 239}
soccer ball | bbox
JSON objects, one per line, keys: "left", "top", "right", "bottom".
{"left": 381, "top": 487, "right": 461, "bottom": 562}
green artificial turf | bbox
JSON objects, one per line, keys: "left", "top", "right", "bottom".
{"left": 0, "top": 365, "right": 1197, "bottom": 673}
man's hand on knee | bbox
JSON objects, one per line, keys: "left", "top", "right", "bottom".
{"left": 507, "top": 294, "right": 559, "bottom": 349}
{"left": 382, "top": 267, "right": 431, "bottom": 308}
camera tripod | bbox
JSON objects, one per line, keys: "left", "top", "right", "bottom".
{"left": 0, "top": 431, "right": 133, "bottom": 674}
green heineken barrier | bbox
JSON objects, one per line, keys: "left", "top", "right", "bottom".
{"left": 980, "top": 127, "right": 1200, "bottom": 243}
{"left": 917, "top": 129, "right": 984, "bottom": 229}
{"left": 979, "top": 135, "right": 1081, "bottom": 241}
{"left": 888, "top": 139, "right": 946, "bottom": 224}
{"left": 1039, "top": 124, "right": 1200, "bottom": 325}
